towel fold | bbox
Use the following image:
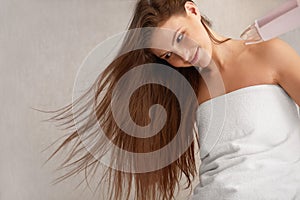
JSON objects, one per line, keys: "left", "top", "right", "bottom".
{"left": 191, "top": 84, "right": 300, "bottom": 200}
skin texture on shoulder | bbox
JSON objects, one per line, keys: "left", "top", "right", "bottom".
{"left": 254, "top": 38, "right": 300, "bottom": 106}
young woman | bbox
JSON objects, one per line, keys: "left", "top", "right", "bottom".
{"left": 44, "top": 0, "right": 300, "bottom": 199}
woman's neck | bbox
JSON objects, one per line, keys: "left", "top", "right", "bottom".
{"left": 206, "top": 30, "right": 248, "bottom": 74}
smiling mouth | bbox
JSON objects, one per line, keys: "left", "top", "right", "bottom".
{"left": 190, "top": 47, "right": 199, "bottom": 64}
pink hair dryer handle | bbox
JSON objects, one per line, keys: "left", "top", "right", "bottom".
{"left": 241, "top": 0, "right": 300, "bottom": 44}
{"left": 257, "top": 0, "right": 300, "bottom": 40}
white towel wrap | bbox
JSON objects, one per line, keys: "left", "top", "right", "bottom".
{"left": 191, "top": 84, "right": 300, "bottom": 200}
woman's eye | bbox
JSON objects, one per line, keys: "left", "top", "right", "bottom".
{"left": 176, "top": 33, "right": 184, "bottom": 43}
{"left": 165, "top": 52, "right": 172, "bottom": 59}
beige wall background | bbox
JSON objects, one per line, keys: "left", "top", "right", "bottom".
{"left": 1, "top": 0, "right": 299, "bottom": 199}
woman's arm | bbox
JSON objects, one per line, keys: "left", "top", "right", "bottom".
{"left": 262, "top": 38, "right": 300, "bottom": 106}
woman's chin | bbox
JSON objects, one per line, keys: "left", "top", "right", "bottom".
{"left": 195, "top": 49, "right": 212, "bottom": 68}
{"left": 194, "top": 56, "right": 211, "bottom": 68}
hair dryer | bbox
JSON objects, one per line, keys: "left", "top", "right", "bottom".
{"left": 240, "top": 0, "right": 300, "bottom": 45}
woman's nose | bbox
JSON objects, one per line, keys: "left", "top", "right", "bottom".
{"left": 180, "top": 48, "right": 191, "bottom": 63}
{"left": 172, "top": 47, "right": 189, "bottom": 62}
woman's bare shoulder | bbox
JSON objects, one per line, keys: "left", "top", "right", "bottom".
{"left": 246, "top": 38, "right": 296, "bottom": 80}
{"left": 249, "top": 38, "right": 293, "bottom": 62}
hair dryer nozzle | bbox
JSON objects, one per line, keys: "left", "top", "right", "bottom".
{"left": 240, "top": 0, "right": 300, "bottom": 45}
{"left": 240, "top": 22, "right": 264, "bottom": 45}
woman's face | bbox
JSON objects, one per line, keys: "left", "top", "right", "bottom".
{"left": 150, "top": 2, "right": 212, "bottom": 68}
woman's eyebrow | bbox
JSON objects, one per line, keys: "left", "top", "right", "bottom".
{"left": 158, "top": 26, "right": 182, "bottom": 58}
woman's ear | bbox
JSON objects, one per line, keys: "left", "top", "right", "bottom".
{"left": 184, "top": 1, "right": 201, "bottom": 20}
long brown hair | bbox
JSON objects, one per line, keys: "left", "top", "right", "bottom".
{"left": 39, "top": 0, "right": 230, "bottom": 199}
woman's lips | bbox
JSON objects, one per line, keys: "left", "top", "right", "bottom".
{"left": 190, "top": 47, "right": 199, "bottom": 64}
